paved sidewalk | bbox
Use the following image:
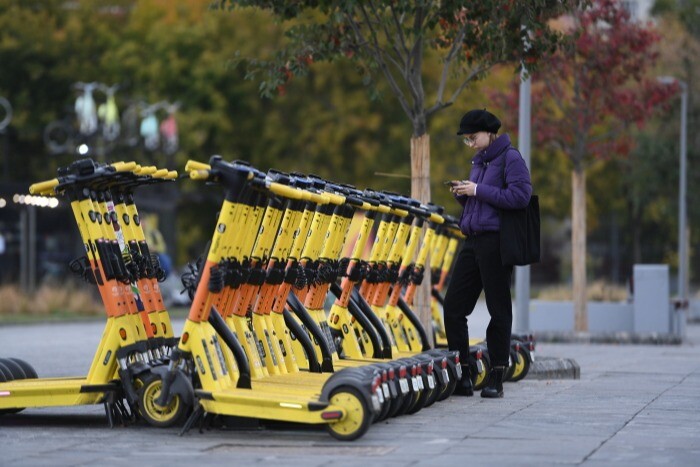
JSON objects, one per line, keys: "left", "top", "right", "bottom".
{"left": 1, "top": 319, "right": 699, "bottom": 466}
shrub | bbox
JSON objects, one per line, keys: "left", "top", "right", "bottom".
{"left": 0, "top": 284, "right": 101, "bottom": 316}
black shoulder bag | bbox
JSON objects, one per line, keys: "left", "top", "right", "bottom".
{"left": 499, "top": 150, "right": 540, "bottom": 266}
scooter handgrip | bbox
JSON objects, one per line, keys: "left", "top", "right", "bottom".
{"left": 429, "top": 212, "right": 445, "bottom": 224}
{"left": 390, "top": 207, "right": 409, "bottom": 217}
{"left": 112, "top": 161, "right": 138, "bottom": 172}
{"left": 325, "top": 192, "right": 346, "bottom": 206}
{"left": 307, "top": 191, "right": 330, "bottom": 205}
{"left": 185, "top": 160, "right": 211, "bottom": 172}
{"left": 268, "top": 182, "right": 304, "bottom": 200}
{"left": 29, "top": 178, "right": 59, "bottom": 195}
{"left": 376, "top": 204, "right": 391, "bottom": 214}
{"left": 190, "top": 169, "right": 211, "bottom": 181}
{"left": 138, "top": 166, "right": 158, "bottom": 175}
{"left": 152, "top": 169, "right": 169, "bottom": 178}
{"left": 165, "top": 170, "right": 178, "bottom": 179}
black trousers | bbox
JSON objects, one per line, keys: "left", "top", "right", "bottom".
{"left": 443, "top": 232, "right": 513, "bottom": 367}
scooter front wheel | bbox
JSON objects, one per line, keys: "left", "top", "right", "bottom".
{"left": 138, "top": 373, "right": 190, "bottom": 428}
{"left": 7, "top": 358, "right": 38, "bottom": 379}
{"left": 326, "top": 386, "right": 372, "bottom": 441}
{"left": 0, "top": 358, "right": 36, "bottom": 415}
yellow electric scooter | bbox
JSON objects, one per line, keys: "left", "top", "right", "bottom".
{"left": 149, "top": 156, "right": 381, "bottom": 440}
{"left": 0, "top": 159, "right": 176, "bottom": 425}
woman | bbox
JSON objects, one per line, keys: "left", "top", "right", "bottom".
{"left": 445, "top": 109, "right": 532, "bottom": 398}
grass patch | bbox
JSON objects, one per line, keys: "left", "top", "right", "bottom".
{"left": 0, "top": 284, "right": 191, "bottom": 325}
{"left": 0, "top": 284, "right": 102, "bottom": 322}
{"left": 535, "top": 280, "right": 629, "bottom": 301}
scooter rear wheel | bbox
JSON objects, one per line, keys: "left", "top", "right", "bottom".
{"left": 473, "top": 351, "right": 491, "bottom": 390}
{"left": 374, "top": 395, "right": 392, "bottom": 422}
{"left": 504, "top": 348, "right": 518, "bottom": 381}
{"left": 436, "top": 370, "right": 457, "bottom": 401}
{"left": 326, "top": 386, "right": 372, "bottom": 441}
{"left": 137, "top": 373, "right": 190, "bottom": 428}
{"left": 422, "top": 376, "right": 442, "bottom": 408}
{"left": 508, "top": 345, "right": 531, "bottom": 382}
{"left": 397, "top": 388, "right": 420, "bottom": 415}
{"left": 406, "top": 385, "right": 432, "bottom": 415}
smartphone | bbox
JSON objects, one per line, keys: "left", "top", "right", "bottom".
{"left": 443, "top": 180, "right": 458, "bottom": 187}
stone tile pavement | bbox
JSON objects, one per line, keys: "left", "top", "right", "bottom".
{"left": 1, "top": 318, "right": 699, "bottom": 466}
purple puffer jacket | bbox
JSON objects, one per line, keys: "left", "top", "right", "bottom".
{"left": 455, "top": 133, "right": 532, "bottom": 236}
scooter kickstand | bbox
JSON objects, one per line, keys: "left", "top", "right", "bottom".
{"left": 179, "top": 403, "right": 205, "bottom": 436}
{"left": 104, "top": 401, "right": 115, "bottom": 428}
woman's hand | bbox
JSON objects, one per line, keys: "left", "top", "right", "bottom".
{"left": 451, "top": 180, "right": 477, "bottom": 197}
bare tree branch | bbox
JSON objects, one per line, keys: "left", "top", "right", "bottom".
{"left": 359, "top": 3, "right": 421, "bottom": 109}
{"left": 434, "top": 21, "right": 469, "bottom": 110}
{"left": 389, "top": 5, "right": 410, "bottom": 58}
{"left": 405, "top": 6, "right": 426, "bottom": 110}
{"left": 358, "top": 4, "right": 413, "bottom": 88}
{"left": 368, "top": 1, "right": 407, "bottom": 69}
{"left": 343, "top": 11, "right": 413, "bottom": 119}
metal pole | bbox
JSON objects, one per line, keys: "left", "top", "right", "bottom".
{"left": 678, "top": 81, "right": 688, "bottom": 336}
{"left": 515, "top": 69, "right": 532, "bottom": 333}
{"left": 19, "top": 208, "right": 27, "bottom": 292}
{"left": 28, "top": 205, "right": 37, "bottom": 293}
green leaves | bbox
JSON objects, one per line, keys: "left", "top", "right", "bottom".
{"left": 221, "top": 0, "right": 577, "bottom": 133}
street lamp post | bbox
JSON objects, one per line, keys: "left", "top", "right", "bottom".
{"left": 658, "top": 76, "right": 688, "bottom": 337}
{"left": 516, "top": 68, "right": 532, "bottom": 333}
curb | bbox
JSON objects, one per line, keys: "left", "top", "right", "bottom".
{"left": 525, "top": 356, "right": 580, "bottom": 380}
{"left": 532, "top": 331, "right": 682, "bottom": 345}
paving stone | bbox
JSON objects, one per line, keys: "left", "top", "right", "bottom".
{"left": 2, "top": 320, "right": 700, "bottom": 466}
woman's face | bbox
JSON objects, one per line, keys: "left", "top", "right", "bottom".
{"left": 462, "top": 132, "right": 490, "bottom": 151}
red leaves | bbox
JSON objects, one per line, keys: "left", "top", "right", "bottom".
{"left": 498, "top": 0, "right": 677, "bottom": 162}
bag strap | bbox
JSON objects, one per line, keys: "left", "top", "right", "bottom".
{"left": 500, "top": 146, "right": 512, "bottom": 188}
{"left": 500, "top": 146, "right": 532, "bottom": 192}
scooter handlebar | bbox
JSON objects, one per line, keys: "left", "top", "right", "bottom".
{"left": 29, "top": 178, "right": 59, "bottom": 195}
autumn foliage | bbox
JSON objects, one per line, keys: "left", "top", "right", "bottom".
{"left": 501, "top": 0, "right": 677, "bottom": 165}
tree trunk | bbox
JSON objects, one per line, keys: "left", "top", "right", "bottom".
{"left": 572, "top": 168, "right": 588, "bottom": 331}
{"left": 410, "top": 133, "right": 433, "bottom": 346}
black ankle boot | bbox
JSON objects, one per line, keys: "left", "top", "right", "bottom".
{"left": 480, "top": 366, "right": 505, "bottom": 398}
{"left": 453, "top": 365, "right": 473, "bottom": 396}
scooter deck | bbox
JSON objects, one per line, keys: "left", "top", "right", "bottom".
{"left": 195, "top": 387, "right": 340, "bottom": 425}
{"left": 0, "top": 377, "right": 114, "bottom": 409}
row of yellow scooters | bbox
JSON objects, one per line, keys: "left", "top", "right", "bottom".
{"left": 0, "top": 155, "right": 531, "bottom": 440}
